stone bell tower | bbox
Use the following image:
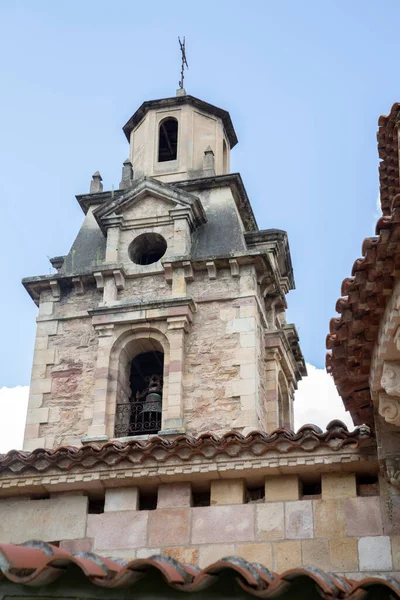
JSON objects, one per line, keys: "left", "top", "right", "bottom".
{"left": 22, "top": 90, "right": 306, "bottom": 451}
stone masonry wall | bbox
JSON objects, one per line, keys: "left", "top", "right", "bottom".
{"left": 0, "top": 474, "right": 399, "bottom": 577}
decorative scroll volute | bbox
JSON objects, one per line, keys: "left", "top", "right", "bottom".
{"left": 379, "top": 362, "right": 400, "bottom": 427}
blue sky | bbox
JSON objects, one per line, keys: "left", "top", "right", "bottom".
{"left": 0, "top": 1, "right": 398, "bottom": 410}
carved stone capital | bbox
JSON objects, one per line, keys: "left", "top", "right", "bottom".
{"left": 379, "top": 391, "right": 400, "bottom": 427}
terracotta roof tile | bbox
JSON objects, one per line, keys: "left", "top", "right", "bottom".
{"left": 0, "top": 421, "right": 372, "bottom": 476}
{"left": 0, "top": 542, "right": 398, "bottom": 598}
{"left": 326, "top": 103, "right": 400, "bottom": 425}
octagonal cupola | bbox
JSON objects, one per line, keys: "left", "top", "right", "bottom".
{"left": 122, "top": 91, "right": 238, "bottom": 183}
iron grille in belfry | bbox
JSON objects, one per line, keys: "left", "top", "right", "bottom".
{"left": 114, "top": 402, "right": 161, "bottom": 437}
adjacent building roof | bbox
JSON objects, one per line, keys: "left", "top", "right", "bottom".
{"left": 0, "top": 421, "right": 372, "bottom": 476}
{"left": 122, "top": 95, "right": 238, "bottom": 148}
{"left": 0, "top": 541, "right": 398, "bottom": 598}
{"left": 326, "top": 102, "right": 400, "bottom": 426}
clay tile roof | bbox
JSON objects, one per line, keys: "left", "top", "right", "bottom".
{"left": 0, "top": 543, "right": 398, "bottom": 598}
{"left": 0, "top": 421, "right": 373, "bottom": 476}
{"left": 326, "top": 102, "right": 400, "bottom": 426}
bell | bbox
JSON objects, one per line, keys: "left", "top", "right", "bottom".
{"left": 140, "top": 392, "right": 162, "bottom": 414}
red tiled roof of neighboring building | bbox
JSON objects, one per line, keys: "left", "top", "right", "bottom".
{"left": 0, "top": 541, "right": 398, "bottom": 598}
{"left": 326, "top": 102, "right": 400, "bottom": 426}
{"left": 0, "top": 421, "right": 373, "bottom": 476}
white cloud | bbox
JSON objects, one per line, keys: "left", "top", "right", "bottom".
{"left": 0, "top": 386, "right": 29, "bottom": 453}
{"left": 294, "top": 363, "right": 354, "bottom": 431}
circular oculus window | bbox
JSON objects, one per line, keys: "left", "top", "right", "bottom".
{"left": 129, "top": 232, "right": 167, "bottom": 265}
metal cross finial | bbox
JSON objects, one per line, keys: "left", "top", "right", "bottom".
{"left": 178, "top": 36, "right": 188, "bottom": 89}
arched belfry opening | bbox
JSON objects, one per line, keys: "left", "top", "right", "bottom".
{"left": 114, "top": 338, "right": 165, "bottom": 437}
{"left": 158, "top": 117, "right": 178, "bottom": 162}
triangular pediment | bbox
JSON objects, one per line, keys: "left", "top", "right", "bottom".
{"left": 93, "top": 177, "right": 206, "bottom": 233}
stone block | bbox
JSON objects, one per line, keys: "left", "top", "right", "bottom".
{"left": 301, "top": 539, "right": 330, "bottom": 570}
{"left": 26, "top": 407, "right": 49, "bottom": 425}
{"left": 59, "top": 538, "right": 94, "bottom": 553}
{"left": 358, "top": 536, "right": 392, "bottom": 571}
{"left": 87, "top": 511, "right": 148, "bottom": 550}
{"left": 314, "top": 499, "right": 345, "bottom": 538}
{"left": 265, "top": 476, "right": 300, "bottom": 501}
{"left": 256, "top": 503, "right": 284, "bottom": 541}
{"left": 344, "top": 497, "right": 383, "bottom": 537}
{"left": 30, "top": 378, "right": 52, "bottom": 395}
{"left": 157, "top": 483, "right": 192, "bottom": 509}
{"left": 163, "top": 546, "right": 199, "bottom": 565}
{"left": 226, "top": 317, "right": 255, "bottom": 334}
{"left": 236, "top": 543, "right": 273, "bottom": 569}
{"left": 0, "top": 496, "right": 88, "bottom": 543}
{"left": 285, "top": 501, "right": 313, "bottom": 539}
{"left": 136, "top": 547, "right": 161, "bottom": 559}
{"left": 392, "top": 536, "right": 400, "bottom": 570}
{"left": 329, "top": 538, "right": 359, "bottom": 571}
{"left": 240, "top": 332, "right": 256, "bottom": 348}
{"left": 231, "top": 378, "right": 256, "bottom": 396}
{"left": 33, "top": 348, "right": 56, "bottom": 366}
{"left": 210, "top": 479, "right": 245, "bottom": 505}
{"left": 149, "top": 509, "right": 191, "bottom": 546}
{"left": 192, "top": 505, "right": 254, "bottom": 544}
{"left": 23, "top": 438, "right": 46, "bottom": 451}
{"left": 273, "top": 541, "right": 302, "bottom": 572}
{"left": 104, "top": 487, "right": 139, "bottom": 512}
{"left": 321, "top": 473, "right": 356, "bottom": 499}
{"left": 198, "top": 544, "right": 235, "bottom": 568}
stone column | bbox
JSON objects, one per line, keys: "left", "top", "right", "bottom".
{"left": 105, "top": 227, "right": 120, "bottom": 263}
{"left": 265, "top": 349, "right": 280, "bottom": 432}
{"left": 161, "top": 315, "right": 190, "bottom": 433}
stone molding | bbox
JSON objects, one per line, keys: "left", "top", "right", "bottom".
{"left": 385, "top": 457, "right": 400, "bottom": 488}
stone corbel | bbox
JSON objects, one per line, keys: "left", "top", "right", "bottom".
{"left": 229, "top": 258, "right": 240, "bottom": 278}
{"left": 113, "top": 269, "right": 125, "bottom": 290}
{"left": 163, "top": 262, "right": 173, "bottom": 284}
{"left": 72, "top": 276, "right": 84, "bottom": 295}
{"left": 379, "top": 391, "right": 400, "bottom": 427}
{"left": 167, "top": 315, "right": 191, "bottom": 333}
{"left": 183, "top": 261, "right": 194, "bottom": 282}
{"left": 49, "top": 280, "right": 61, "bottom": 301}
{"left": 94, "top": 272, "right": 105, "bottom": 290}
{"left": 206, "top": 261, "right": 217, "bottom": 280}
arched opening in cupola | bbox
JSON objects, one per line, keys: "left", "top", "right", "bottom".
{"left": 158, "top": 117, "right": 178, "bottom": 162}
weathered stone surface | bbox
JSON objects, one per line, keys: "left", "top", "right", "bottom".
{"left": 149, "top": 509, "right": 191, "bottom": 546}
{"left": 236, "top": 543, "right": 273, "bottom": 569}
{"left": 358, "top": 536, "right": 392, "bottom": 571}
{"left": 391, "top": 536, "right": 400, "bottom": 570}
{"left": 265, "top": 476, "right": 300, "bottom": 501}
{"left": 198, "top": 544, "right": 235, "bottom": 568}
{"left": 285, "top": 500, "right": 313, "bottom": 539}
{"left": 163, "top": 546, "right": 199, "bottom": 565}
{"left": 344, "top": 497, "right": 383, "bottom": 537}
{"left": 191, "top": 505, "right": 254, "bottom": 544}
{"left": 314, "top": 499, "right": 346, "bottom": 538}
{"left": 59, "top": 538, "right": 94, "bottom": 553}
{"left": 157, "top": 483, "right": 192, "bottom": 509}
{"left": 87, "top": 511, "right": 148, "bottom": 550}
{"left": 0, "top": 496, "right": 88, "bottom": 543}
{"left": 273, "top": 541, "right": 302, "bottom": 572}
{"left": 256, "top": 503, "right": 284, "bottom": 541}
{"left": 210, "top": 479, "right": 245, "bottom": 505}
{"left": 321, "top": 473, "right": 356, "bottom": 499}
{"left": 301, "top": 539, "right": 330, "bottom": 570}
{"left": 329, "top": 538, "right": 359, "bottom": 571}
{"left": 104, "top": 487, "right": 139, "bottom": 512}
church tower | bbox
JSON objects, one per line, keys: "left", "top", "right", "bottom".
{"left": 22, "top": 90, "right": 306, "bottom": 451}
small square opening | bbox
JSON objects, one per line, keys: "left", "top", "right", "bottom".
{"left": 88, "top": 496, "right": 105, "bottom": 514}
{"left": 139, "top": 492, "right": 158, "bottom": 511}
{"left": 301, "top": 477, "right": 321, "bottom": 499}
{"left": 356, "top": 474, "right": 379, "bottom": 496}
{"left": 192, "top": 490, "right": 211, "bottom": 507}
{"left": 245, "top": 486, "right": 265, "bottom": 504}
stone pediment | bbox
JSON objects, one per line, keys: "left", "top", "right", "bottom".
{"left": 93, "top": 177, "right": 206, "bottom": 233}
